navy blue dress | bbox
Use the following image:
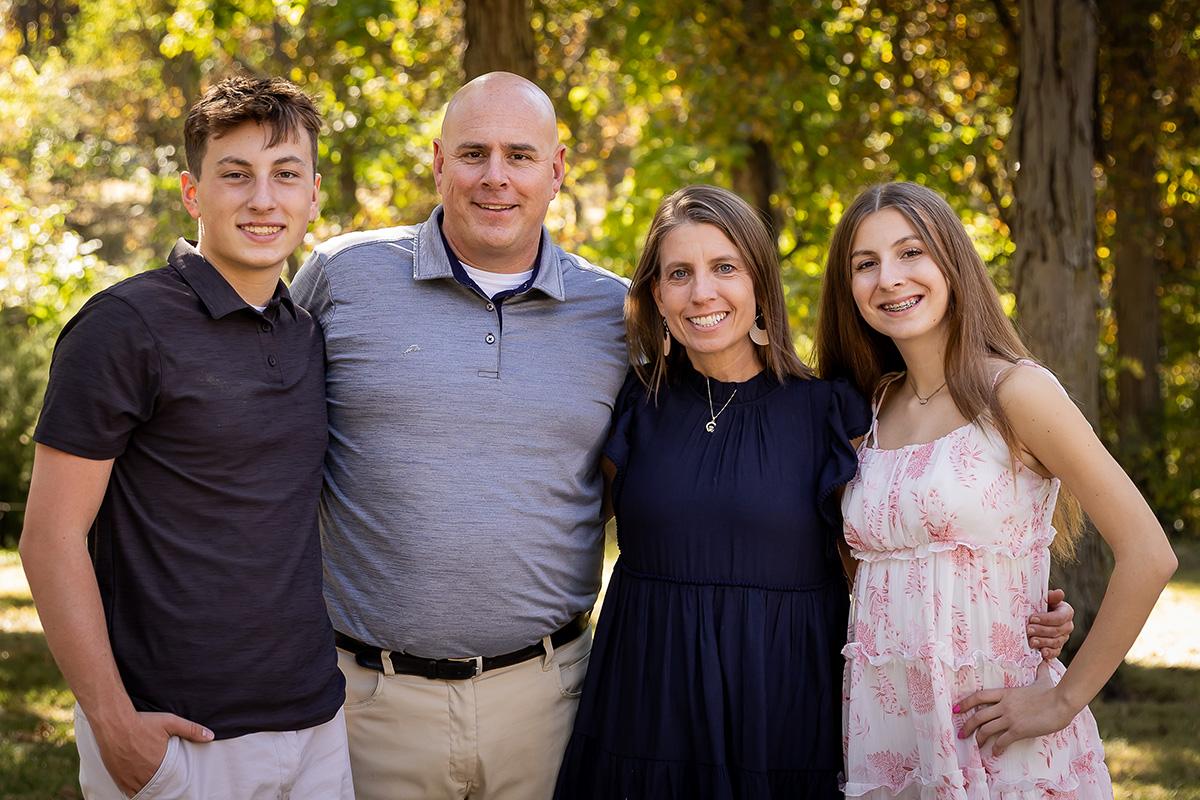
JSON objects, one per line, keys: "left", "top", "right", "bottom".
{"left": 554, "top": 365, "right": 870, "bottom": 799}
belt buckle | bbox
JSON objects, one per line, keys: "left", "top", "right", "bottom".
{"left": 447, "top": 655, "right": 483, "bottom": 677}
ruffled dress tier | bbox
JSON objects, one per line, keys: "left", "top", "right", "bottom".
{"left": 553, "top": 365, "right": 871, "bottom": 800}
{"left": 840, "top": 375, "right": 1112, "bottom": 799}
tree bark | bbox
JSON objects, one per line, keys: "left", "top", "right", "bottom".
{"left": 1010, "top": 0, "right": 1112, "bottom": 654}
{"left": 728, "top": 0, "right": 780, "bottom": 240}
{"left": 1100, "top": 0, "right": 1164, "bottom": 490}
{"left": 732, "top": 138, "right": 781, "bottom": 241}
{"left": 463, "top": 0, "right": 537, "bottom": 81}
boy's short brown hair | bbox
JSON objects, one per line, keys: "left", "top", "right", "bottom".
{"left": 184, "top": 75, "right": 321, "bottom": 176}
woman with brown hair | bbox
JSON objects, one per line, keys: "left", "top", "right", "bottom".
{"left": 817, "top": 181, "right": 1175, "bottom": 798}
{"left": 552, "top": 184, "right": 868, "bottom": 798}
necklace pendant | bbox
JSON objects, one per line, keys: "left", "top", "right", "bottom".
{"left": 705, "top": 421, "right": 717, "bottom": 433}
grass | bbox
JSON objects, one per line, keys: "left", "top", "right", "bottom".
{"left": 1089, "top": 540, "right": 1200, "bottom": 799}
{"left": 0, "top": 551, "right": 79, "bottom": 800}
{"left": 1, "top": 543, "right": 1198, "bottom": 798}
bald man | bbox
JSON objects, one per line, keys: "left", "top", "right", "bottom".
{"left": 291, "top": 72, "right": 628, "bottom": 799}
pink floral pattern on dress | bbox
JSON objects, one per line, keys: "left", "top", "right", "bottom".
{"left": 841, "top": 366, "right": 1112, "bottom": 799}
{"left": 989, "top": 622, "right": 1026, "bottom": 663}
{"left": 906, "top": 663, "right": 936, "bottom": 714}
{"left": 868, "top": 749, "right": 920, "bottom": 792}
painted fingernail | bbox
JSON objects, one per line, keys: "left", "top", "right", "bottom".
{"left": 952, "top": 703, "right": 961, "bottom": 713}
{"left": 957, "top": 728, "right": 966, "bottom": 739}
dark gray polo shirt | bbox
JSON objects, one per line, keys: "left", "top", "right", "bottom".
{"left": 34, "top": 239, "right": 343, "bottom": 739}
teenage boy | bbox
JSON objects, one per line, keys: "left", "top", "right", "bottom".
{"left": 19, "top": 75, "right": 352, "bottom": 799}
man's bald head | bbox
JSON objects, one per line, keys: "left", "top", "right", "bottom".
{"left": 442, "top": 72, "right": 558, "bottom": 147}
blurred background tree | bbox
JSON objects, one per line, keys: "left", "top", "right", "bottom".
{"left": 1, "top": 0, "right": 1197, "bottom": 642}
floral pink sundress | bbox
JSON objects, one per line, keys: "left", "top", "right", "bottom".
{"left": 841, "top": 366, "right": 1112, "bottom": 799}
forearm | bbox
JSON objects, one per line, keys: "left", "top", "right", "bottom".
{"left": 1055, "top": 543, "right": 1176, "bottom": 714}
{"left": 20, "top": 530, "right": 136, "bottom": 727}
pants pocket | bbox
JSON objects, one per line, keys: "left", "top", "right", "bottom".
{"left": 554, "top": 632, "right": 593, "bottom": 698}
{"left": 129, "top": 736, "right": 181, "bottom": 799}
{"left": 338, "top": 648, "right": 385, "bottom": 709}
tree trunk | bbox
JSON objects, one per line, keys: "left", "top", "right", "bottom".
{"left": 1101, "top": 0, "right": 1164, "bottom": 491}
{"left": 463, "top": 0, "right": 537, "bottom": 81}
{"left": 1010, "top": 0, "right": 1112, "bottom": 655}
{"left": 728, "top": 0, "right": 780, "bottom": 240}
{"left": 732, "top": 138, "right": 781, "bottom": 241}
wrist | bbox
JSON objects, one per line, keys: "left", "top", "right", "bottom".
{"left": 1051, "top": 681, "right": 1085, "bottom": 723}
{"left": 82, "top": 695, "right": 138, "bottom": 737}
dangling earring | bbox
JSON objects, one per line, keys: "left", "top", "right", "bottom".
{"left": 662, "top": 318, "right": 672, "bottom": 356}
{"left": 749, "top": 312, "right": 770, "bottom": 346}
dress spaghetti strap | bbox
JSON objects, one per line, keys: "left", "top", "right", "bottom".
{"left": 866, "top": 373, "right": 905, "bottom": 448}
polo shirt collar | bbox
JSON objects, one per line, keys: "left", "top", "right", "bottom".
{"left": 412, "top": 206, "right": 567, "bottom": 302}
{"left": 168, "top": 238, "right": 297, "bottom": 320}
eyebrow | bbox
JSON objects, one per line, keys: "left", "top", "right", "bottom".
{"left": 214, "top": 155, "right": 307, "bottom": 168}
{"left": 455, "top": 141, "right": 539, "bottom": 153}
{"left": 850, "top": 234, "right": 923, "bottom": 258}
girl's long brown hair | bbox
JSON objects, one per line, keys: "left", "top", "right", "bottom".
{"left": 628, "top": 184, "right": 812, "bottom": 394}
{"left": 815, "top": 182, "right": 1083, "bottom": 560}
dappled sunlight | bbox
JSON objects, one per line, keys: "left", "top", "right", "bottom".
{"left": 1126, "top": 582, "right": 1200, "bottom": 668}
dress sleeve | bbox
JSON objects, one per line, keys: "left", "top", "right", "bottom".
{"left": 601, "top": 368, "right": 646, "bottom": 488}
{"left": 817, "top": 378, "right": 871, "bottom": 528}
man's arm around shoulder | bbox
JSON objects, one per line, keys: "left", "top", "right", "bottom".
{"left": 19, "top": 445, "right": 213, "bottom": 795}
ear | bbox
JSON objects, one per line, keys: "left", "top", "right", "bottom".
{"left": 550, "top": 143, "right": 566, "bottom": 196}
{"left": 308, "top": 172, "right": 322, "bottom": 224}
{"left": 180, "top": 172, "right": 201, "bottom": 221}
{"left": 432, "top": 139, "right": 445, "bottom": 195}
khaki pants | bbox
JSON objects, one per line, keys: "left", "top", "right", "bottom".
{"left": 75, "top": 705, "right": 354, "bottom": 799}
{"left": 340, "top": 628, "right": 591, "bottom": 800}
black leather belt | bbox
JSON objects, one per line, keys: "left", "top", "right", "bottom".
{"left": 335, "top": 614, "right": 589, "bottom": 680}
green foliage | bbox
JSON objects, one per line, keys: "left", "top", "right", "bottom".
{"left": 0, "top": 0, "right": 1196, "bottom": 540}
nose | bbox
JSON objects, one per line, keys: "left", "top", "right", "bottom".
{"left": 247, "top": 176, "right": 278, "bottom": 212}
{"left": 877, "top": 255, "right": 906, "bottom": 289}
{"left": 481, "top": 152, "right": 509, "bottom": 188}
{"left": 689, "top": 268, "right": 718, "bottom": 303}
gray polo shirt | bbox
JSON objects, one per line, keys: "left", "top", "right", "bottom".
{"left": 291, "top": 207, "right": 629, "bottom": 658}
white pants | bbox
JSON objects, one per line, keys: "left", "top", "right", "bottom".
{"left": 340, "top": 628, "right": 591, "bottom": 800}
{"left": 75, "top": 705, "right": 354, "bottom": 799}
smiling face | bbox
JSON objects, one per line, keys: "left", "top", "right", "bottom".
{"left": 652, "top": 222, "right": 763, "bottom": 381}
{"left": 849, "top": 207, "right": 951, "bottom": 348}
{"left": 180, "top": 121, "right": 319, "bottom": 283}
{"left": 433, "top": 75, "right": 565, "bottom": 273}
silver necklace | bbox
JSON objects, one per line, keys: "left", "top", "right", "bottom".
{"left": 912, "top": 380, "right": 947, "bottom": 405}
{"left": 704, "top": 377, "right": 737, "bottom": 433}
